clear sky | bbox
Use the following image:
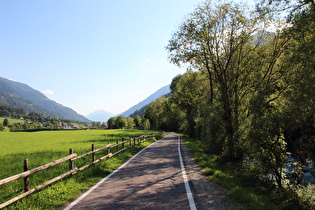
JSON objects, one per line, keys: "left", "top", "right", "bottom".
{"left": 0, "top": 0, "right": 256, "bottom": 116}
{"left": 0, "top": 0, "right": 203, "bottom": 115}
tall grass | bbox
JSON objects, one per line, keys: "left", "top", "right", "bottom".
{"left": 0, "top": 129, "right": 158, "bottom": 209}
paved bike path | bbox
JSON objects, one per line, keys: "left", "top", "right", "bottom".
{"left": 63, "top": 133, "right": 195, "bottom": 210}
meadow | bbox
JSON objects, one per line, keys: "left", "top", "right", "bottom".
{"left": 0, "top": 129, "right": 158, "bottom": 209}
{"left": 0, "top": 117, "right": 24, "bottom": 125}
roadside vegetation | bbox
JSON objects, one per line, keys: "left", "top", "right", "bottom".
{"left": 0, "top": 129, "right": 160, "bottom": 209}
{"left": 185, "top": 136, "right": 314, "bottom": 209}
{"left": 144, "top": 0, "right": 315, "bottom": 208}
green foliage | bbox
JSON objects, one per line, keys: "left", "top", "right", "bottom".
{"left": 133, "top": 115, "right": 142, "bottom": 127}
{"left": 185, "top": 137, "right": 311, "bottom": 209}
{"left": 170, "top": 71, "right": 209, "bottom": 137}
{"left": 144, "top": 96, "right": 168, "bottom": 130}
{"left": 142, "top": 118, "right": 150, "bottom": 130}
{"left": 115, "top": 115, "right": 127, "bottom": 129}
{"left": 3, "top": 118, "right": 9, "bottom": 127}
{"left": 107, "top": 115, "right": 151, "bottom": 130}
{"left": 91, "top": 121, "right": 102, "bottom": 128}
{"left": 0, "top": 104, "right": 27, "bottom": 119}
{"left": 126, "top": 117, "right": 135, "bottom": 129}
{"left": 107, "top": 117, "right": 116, "bottom": 129}
{"left": 167, "top": 1, "right": 281, "bottom": 162}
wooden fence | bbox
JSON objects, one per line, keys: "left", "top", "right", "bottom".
{"left": 0, "top": 134, "right": 155, "bottom": 209}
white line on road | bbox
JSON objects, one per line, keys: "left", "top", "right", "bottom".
{"left": 177, "top": 134, "right": 197, "bottom": 210}
{"left": 64, "top": 139, "right": 159, "bottom": 210}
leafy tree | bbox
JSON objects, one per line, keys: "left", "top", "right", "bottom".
{"left": 167, "top": 1, "right": 266, "bottom": 161}
{"left": 170, "top": 71, "right": 209, "bottom": 137}
{"left": 164, "top": 1, "right": 301, "bottom": 192}
{"left": 126, "top": 117, "right": 135, "bottom": 129}
{"left": 255, "top": 0, "right": 315, "bottom": 185}
{"left": 142, "top": 118, "right": 150, "bottom": 130}
{"left": 133, "top": 115, "right": 142, "bottom": 127}
{"left": 167, "top": 0, "right": 295, "bottom": 165}
{"left": 115, "top": 115, "right": 127, "bottom": 129}
{"left": 3, "top": 118, "right": 9, "bottom": 127}
{"left": 107, "top": 117, "right": 117, "bottom": 129}
{"left": 257, "top": 0, "right": 315, "bottom": 19}
{"left": 92, "top": 121, "right": 101, "bottom": 128}
{"left": 280, "top": 5, "right": 315, "bottom": 167}
{"left": 144, "top": 96, "right": 168, "bottom": 130}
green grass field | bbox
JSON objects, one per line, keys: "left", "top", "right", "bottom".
{"left": 0, "top": 117, "right": 24, "bottom": 125}
{"left": 0, "top": 129, "right": 158, "bottom": 209}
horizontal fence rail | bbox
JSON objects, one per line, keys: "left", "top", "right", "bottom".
{"left": 0, "top": 134, "right": 155, "bottom": 209}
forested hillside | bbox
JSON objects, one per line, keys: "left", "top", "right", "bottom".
{"left": 0, "top": 77, "right": 90, "bottom": 122}
{"left": 0, "top": 90, "right": 65, "bottom": 119}
{"left": 144, "top": 0, "right": 315, "bottom": 208}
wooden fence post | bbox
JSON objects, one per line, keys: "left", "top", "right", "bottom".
{"left": 108, "top": 140, "right": 110, "bottom": 154}
{"left": 91, "top": 144, "right": 95, "bottom": 166}
{"left": 122, "top": 138, "right": 124, "bottom": 152}
{"left": 116, "top": 139, "right": 118, "bottom": 152}
{"left": 24, "top": 159, "right": 29, "bottom": 192}
{"left": 69, "top": 148, "right": 74, "bottom": 176}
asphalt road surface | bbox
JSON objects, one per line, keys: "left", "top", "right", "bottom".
{"left": 63, "top": 133, "right": 196, "bottom": 210}
{"left": 63, "top": 132, "right": 237, "bottom": 210}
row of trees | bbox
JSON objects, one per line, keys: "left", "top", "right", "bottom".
{"left": 107, "top": 115, "right": 150, "bottom": 130}
{"left": 145, "top": 0, "right": 314, "bottom": 192}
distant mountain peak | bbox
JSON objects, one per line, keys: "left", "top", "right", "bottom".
{"left": 85, "top": 109, "right": 115, "bottom": 122}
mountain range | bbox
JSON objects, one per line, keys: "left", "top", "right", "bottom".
{"left": 0, "top": 76, "right": 171, "bottom": 123}
{"left": 85, "top": 85, "right": 171, "bottom": 122}
{"left": 0, "top": 76, "right": 90, "bottom": 122}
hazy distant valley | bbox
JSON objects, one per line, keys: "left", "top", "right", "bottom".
{"left": 0, "top": 76, "right": 170, "bottom": 123}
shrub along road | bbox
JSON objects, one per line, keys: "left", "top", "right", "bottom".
{"left": 63, "top": 133, "right": 236, "bottom": 210}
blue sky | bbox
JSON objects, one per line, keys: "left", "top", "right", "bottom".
{"left": 0, "top": 0, "right": 255, "bottom": 116}
{"left": 0, "top": 0, "right": 202, "bottom": 115}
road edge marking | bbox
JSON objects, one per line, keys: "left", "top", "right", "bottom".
{"left": 177, "top": 134, "right": 197, "bottom": 210}
{"left": 64, "top": 138, "right": 160, "bottom": 210}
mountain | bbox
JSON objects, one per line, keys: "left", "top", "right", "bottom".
{"left": 0, "top": 76, "right": 90, "bottom": 122}
{"left": 129, "top": 104, "right": 149, "bottom": 118}
{"left": 85, "top": 110, "right": 115, "bottom": 122}
{"left": 120, "top": 84, "right": 171, "bottom": 117}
